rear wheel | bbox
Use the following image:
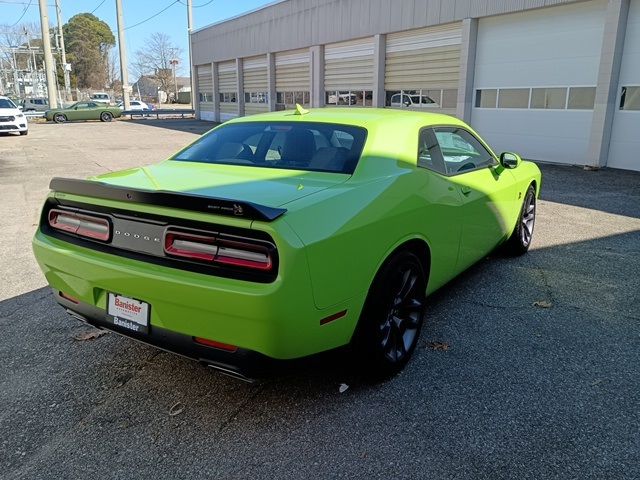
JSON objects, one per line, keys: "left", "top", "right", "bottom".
{"left": 504, "top": 184, "right": 536, "bottom": 255}
{"left": 352, "top": 250, "right": 427, "bottom": 378}
{"left": 53, "top": 113, "right": 66, "bottom": 124}
{"left": 100, "top": 112, "right": 113, "bottom": 122}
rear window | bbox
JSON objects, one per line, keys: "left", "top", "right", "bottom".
{"left": 172, "top": 121, "right": 367, "bottom": 174}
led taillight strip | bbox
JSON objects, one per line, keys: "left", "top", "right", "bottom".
{"left": 48, "top": 209, "right": 110, "bottom": 241}
{"left": 164, "top": 229, "right": 273, "bottom": 271}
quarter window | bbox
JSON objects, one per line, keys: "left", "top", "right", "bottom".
{"left": 433, "top": 127, "right": 495, "bottom": 175}
{"left": 417, "top": 128, "right": 447, "bottom": 175}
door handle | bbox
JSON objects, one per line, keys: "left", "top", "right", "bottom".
{"left": 460, "top": 185, "right": 472, "bottom": 196}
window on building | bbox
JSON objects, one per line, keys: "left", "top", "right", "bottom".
{"left": 244, "top": 92, "right": 269, "bottom": 104}
{"left": 433, "top": 127, "right": 495, "bottom": 175}
{"left": 530, "top": 88, "right": 567, "bottom": 109}
{"left": 219, "top": 92, "right": 237, "bottom": 103}
{"left": 199, "top": 92, "right": 211, "bottom": 102}
{"left": 275, "top": 91, "right": 310, "bottom": 110}
{"left": 497, "top": 88, "right": 530, "bottom": 108}
{"left": 567, "top": 87, "right": 596, "bottom": 110}
{"left": 620, "top": 86, "right": 640, "bottom": 111}
{"left": 325, "top": 90, "right": 373, "bottom": 107}
{"left": 386, "top": 89, "right": 456, "bottom": 109}
{"left": 475, "top": 89, "right": 497, "bottom": 108}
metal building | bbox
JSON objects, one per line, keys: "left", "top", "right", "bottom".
{"left": 191, "top": 0, "right": 640, "bottom": 171}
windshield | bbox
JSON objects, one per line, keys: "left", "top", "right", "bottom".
{"left": 172, "top": 121, "right": 367, "bottom": 174}
{"left": 0, "top": 98, "right": 17, "bottom": 109}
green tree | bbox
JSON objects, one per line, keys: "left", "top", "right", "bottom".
{"left": 63, "top": 13, "right": 115, "bottom": 90}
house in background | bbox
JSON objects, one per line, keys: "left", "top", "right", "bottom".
{"left": 131, "top": 75, "right": 191, "bottom": 104}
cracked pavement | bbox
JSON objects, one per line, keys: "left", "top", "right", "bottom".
{"left": 1, "top": 120, "right": 639, "bottom": 479}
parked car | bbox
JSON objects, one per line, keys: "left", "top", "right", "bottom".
{"left": 328, "top": 92, "right": 357, "bottom": 105}
{"left": 22, "top": 97, "right": 49, "bottom": 112}
{"left": 0, "top": 96, "right": 28, "bottom": 135}
{"left": 32, "top": 107, "right": 541, "bottom": 380}
{"left": 117, "top": 100, "right": 153, "bottom": 111}
{"left": 90, "top": 92, "right": 111, "bottom": 105}
{"left": 390, "top": 93, "right": 439, "bottom": 108}
{"left": 44, "top": 101, "right": 122, "bottom": 123}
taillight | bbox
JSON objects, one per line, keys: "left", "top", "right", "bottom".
{"left": 48, "top": 209, "right": 110, "bottom": 241}
{"left": 164, "top": 229, "right": 273, "bottom": 271}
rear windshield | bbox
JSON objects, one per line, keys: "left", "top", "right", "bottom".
{"left": 172, "top": 121, "right": 367, "bottom": 174}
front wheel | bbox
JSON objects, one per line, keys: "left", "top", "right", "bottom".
{"left": 100, "top": 112, "right": 113, "bottom": 122}
{"left": 352, "top": 250, "right": 427, "bottom": 378}
{"left": 53, "top": 113, "right": 66, "bottom": 123}
{"left": 19, "top": 130, "right": 28, "bottom": 136}
{"left": 504, "top": 184, "right": 536, "bottom": 255}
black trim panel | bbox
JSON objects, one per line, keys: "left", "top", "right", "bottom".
{"left": 49, "top": 177, "right": 287, "bottom": 222}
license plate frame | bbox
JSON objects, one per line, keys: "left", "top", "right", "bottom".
{"left": 106, "top": 293, "right": 150, "bottom": 334}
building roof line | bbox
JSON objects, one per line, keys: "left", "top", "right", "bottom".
{"left": 191, "top": 0, "right": 288, "bottom": 34}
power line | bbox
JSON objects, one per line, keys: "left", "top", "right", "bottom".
{"left": 90, "top": 0, "right": 107, "bottom": 15}
{"left": 178, "top": 0, "right": 214, "bottom": 7}
{"left": 7, "top": 0, "right": 33, "bottom": 27}
{"left": 125, "top": 0, "right": 180, "bottom": 30}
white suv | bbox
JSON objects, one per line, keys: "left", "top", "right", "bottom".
{"left": 0, "top": 96, "right": 28, "bottom": 136}
{"left": 90, "top": 92, "right": 111, "bottom": 104}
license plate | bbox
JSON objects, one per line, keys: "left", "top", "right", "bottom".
{"left": 107, "top": 293, "right": 150, "bottom": 334}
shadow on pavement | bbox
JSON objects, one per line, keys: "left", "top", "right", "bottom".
{"left": 121, "top": 118, "right": 216, "bottom": 135}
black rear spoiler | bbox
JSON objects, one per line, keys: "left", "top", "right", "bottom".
{"left": 49, "top": 177, "right": 287, "bottom": 222}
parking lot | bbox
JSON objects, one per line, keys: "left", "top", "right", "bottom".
{"left": 1, "top": 120, "right": 639, "bottom": 479}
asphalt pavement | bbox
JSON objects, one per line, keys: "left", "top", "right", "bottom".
{"left": 0, "top": 120, "right": 638, "bottom": 479}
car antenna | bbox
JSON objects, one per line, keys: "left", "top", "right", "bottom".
{"left": 294, "top": 103, "right": 309, "bottom": 115}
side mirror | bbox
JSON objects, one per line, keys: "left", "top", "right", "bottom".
{"left": 500, "top": 151, "right": 522, "bottom": 169}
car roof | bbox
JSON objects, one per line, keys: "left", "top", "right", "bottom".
{"left": 225, "top": 107, "right": 466, "bottom": 130}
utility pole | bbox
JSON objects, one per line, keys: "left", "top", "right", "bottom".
{"left": 115, "top": 0, "right": 131, "bottom": 110}
{"left": 54, "top": 0, "right": 70, "bottom": 101}
{"left": 187, "top": 0, "right": 195, "bottom": 110}
{"left": 37, "top": 0, "right": 58, "bottom": 108}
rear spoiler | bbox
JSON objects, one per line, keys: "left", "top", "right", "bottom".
{"left": 49, "top": 177, "right": 287, "bottom": 222}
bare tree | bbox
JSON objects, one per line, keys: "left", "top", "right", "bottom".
{"left": 132, "top": 33, "right": 183, "bottom": 95}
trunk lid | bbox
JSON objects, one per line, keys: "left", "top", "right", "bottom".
{"left": 90, "top": 160, "right": 349, "bottom": 208}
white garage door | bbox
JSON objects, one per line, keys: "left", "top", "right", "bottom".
{"left": 275, "top": 49, "right": 310, "bottom": 110}
{"left": 218, "top": 60, "right": 238, "bottom": 121}
{"left": 243, "top": 55, "right": 269, "bottom": 116}
{"left": 608, "top": 0, "right": 640, "bottom": 171}
{"left": 196, "top": 64, "right": 214, "bottom": 121}
{"left": 471, "top": 0, "right": 606, "bottom": 165}
{"left": 385, "top": 23, "right": 461, "bottom": 115}
{"left": 324, "top": 37, "right": 374, "bottom": 107}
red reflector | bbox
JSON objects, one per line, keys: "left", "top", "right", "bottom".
{"left": 59, "top": 291, "right": 79, "bottom": 304}
{"left": 48, "top": 209, "right": 110, "bottom": 241}
{"left": 193, "top": 337, "right": 238, "bottom": 352}
{"left": 320, "top": 310, "right": 347, "bottom": 325}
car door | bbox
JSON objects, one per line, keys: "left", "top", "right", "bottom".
{"left": 69, "top": 102, "right": 89, "bottom": 120}
{"left": 432, "top": 126, "right": 518, "bottom": 270}
{"left": 414, "top": 128, "right": 465, "bottom": 286}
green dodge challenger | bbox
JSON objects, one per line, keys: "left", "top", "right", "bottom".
{"left": 45, "top": 101, "right": 122, "bottom": 123}
{"left": 33, "top": 107, "right": 541, "bottom": 379}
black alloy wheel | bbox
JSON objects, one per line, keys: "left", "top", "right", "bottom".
{"left": 353, "top": 250, "right": 427, "bottom": 378}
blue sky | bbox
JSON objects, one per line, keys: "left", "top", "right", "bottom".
{"left": 1, "top": 0, "right": 275, "bottom": 76}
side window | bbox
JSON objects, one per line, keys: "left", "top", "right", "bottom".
{"left": 417, "top": 128, "right": 446, "bottom": 175}
{"left": 433, "top": 127, "right": 495, "bottom": 175}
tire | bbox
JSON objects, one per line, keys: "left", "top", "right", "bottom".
{"left": 100, "top": 112, "right": 113, "bottom": 122}
{"left": 504, "top": 184, "right": 537, "bottom": 255}
{"left": 352, "top": 250, "right": 427, "bottom": 378}
{"left": 53, "top": 113, "right": 66, "bottom": 124}
{"left": 19, "top": 130, "right": 28, "bottom": 136}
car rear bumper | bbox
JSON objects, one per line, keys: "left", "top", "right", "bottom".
{"left": 33, "top": 230, "right": 361, "bottom": 362}
{"left": 55, "top": 291, "right": 276, "bottom": 380}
